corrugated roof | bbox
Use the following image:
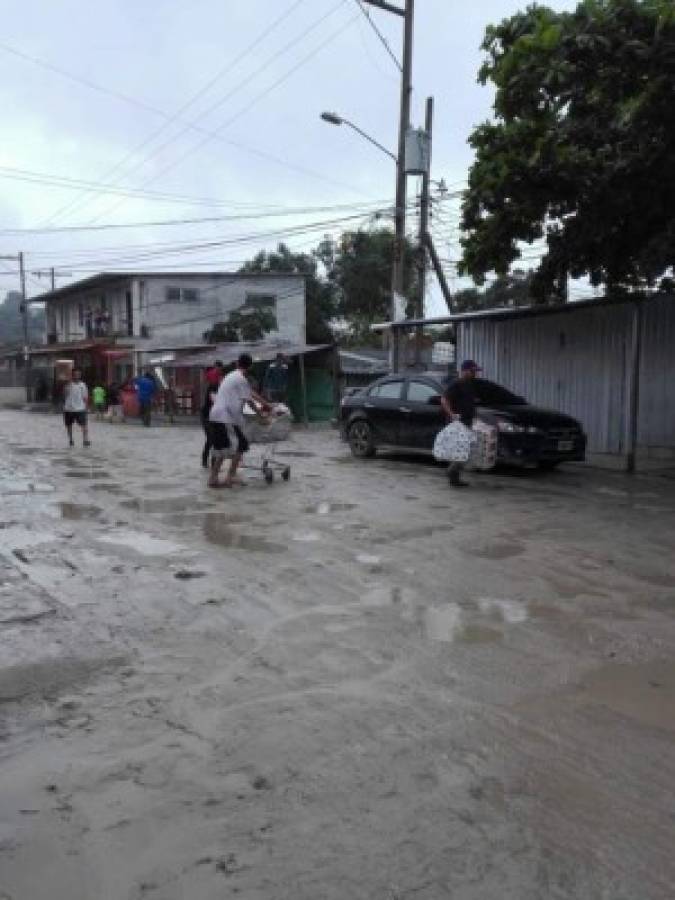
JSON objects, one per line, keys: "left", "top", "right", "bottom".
{"left": 153, "top": 340, "right": 331, "bottom": 368}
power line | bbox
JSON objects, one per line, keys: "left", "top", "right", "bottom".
{"left": 352, "top": 0, "right": 402, "bottom": 70}
{"left": 87, "top": 9, "right": 361, "bottom": 225}
{"left": 44, "top": 0, "right": 345, "bottom": 227}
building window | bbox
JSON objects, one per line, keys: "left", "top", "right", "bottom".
{"left": 165, "top": 286, "right": 200, "bottom": 302}
{"left": 166, "top": 287, "right": 181, "bottom": 302}
{"left": 245, "top": 293, "right": 276, "bottom": 312}
{"left": 182, "top": 288, "right": 199, "bottom": 302}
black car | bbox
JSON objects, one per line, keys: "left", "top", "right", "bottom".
{"left": 340, "top": 374, "right": 587, "bottom": 469}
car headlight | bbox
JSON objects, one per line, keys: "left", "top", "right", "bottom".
{"left": 496, "top": 419, "right": 525, "bottom": 433}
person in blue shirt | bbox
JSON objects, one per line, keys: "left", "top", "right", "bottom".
{"left": 133, "top": 371, "right": 157, "bottom": 427}
{"left": 263, "top": 353, "right": 289, "bottom": 403}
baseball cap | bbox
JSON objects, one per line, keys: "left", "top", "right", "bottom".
{"left": 460, "top": 359, "right": 482, "bottom": 372}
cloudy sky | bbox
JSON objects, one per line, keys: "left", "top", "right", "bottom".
{"left": 0, "top": 0, "right": 578, "bottom": 314}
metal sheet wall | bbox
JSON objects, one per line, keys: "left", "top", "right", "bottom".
{"left": 639, "top": 295, "right": 675, "bottom": 448}
{"left": 458, "top": 304, "right": 634, "bottom": 454}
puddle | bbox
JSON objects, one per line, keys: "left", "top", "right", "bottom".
{"left": 121, "top": 496, "right": 214, "bottom": 514}
{"left": 306, "top": 502, "right": 358, "bottom": 515}
{"left": 203, "top": 517, "right": 284, "bottom": 553}
{"left": 274, "top": 451, "right": 315, "bottom": 459}
{"left": 55, "top": 502, "right": 102, "bottom": 521}
{"left": 97, "top": 530, "right": 185, "bottom": 556}
{"left": 371, "top": 524, "right": 455, "bottom": 544}
{"left": 0, "top": 477, "right": 55, "bottom": 495}
{"left": 460, "top": 539, "right": 525, "bottom": 560}
{"left": 356, "top": 554, "right": 383, "bottom": 571}
{"left": 291, "top": 531, "right": 323, "bottom": 543}
{"left": 578, "top": 660, "right": 675, "bottom": 733}
{"left": 424, "top": 604, "right": 463, "bottom": 642}
{"left": 164, "top": 511, "right": 254, "bottom": 529}
{"left": 362, "top": 585, "right": 414, "bottom": 608}
{"left": 0, "top": 655, "right": 128, "bottom": 703}
{"left": 65, "top": 470, "right": 110, "bottom": 480}
{"left": 87, "top": 483, "right": 125, "bottom": 495}
{"left": 476, "top": 598, "right": 529, "bottom": 625}
{"left": 461, "top": 625, "right": 502, "bottom": 644}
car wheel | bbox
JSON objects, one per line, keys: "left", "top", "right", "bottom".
{"left": 348, "top": 420, "right": 375, "bottom": 458}
{"left": 538, "top": 460, "right": 560, "bottom": 471}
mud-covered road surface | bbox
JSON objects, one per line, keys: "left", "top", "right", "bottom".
{"left": 1, "top": 410, "right": 675, "bottom": 899}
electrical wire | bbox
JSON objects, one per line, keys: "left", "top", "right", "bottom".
{"left": 44, "top": 0, "right": 346, "bottom": 226}
{"left": 87, "top": 9, "right": 361, "bottom": 225}
{"left": 352, "top": 0, "right": 402, "bottom": 71}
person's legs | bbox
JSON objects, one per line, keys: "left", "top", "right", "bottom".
{"left": 208, "top": 424, "right": 229, "bottom": 488}
{"left": 201, "top": 424, "right": 211, "bottom": 468}
{"left": 141, "top": 401, "right": 151, "bottom": 427}
{"left": 80, "top": 412, "right": 90, "bottom": 446}
{"left": 64, "top": 412, "right": 74, "bottom": 446}
{"left": 223, "top": 427, "right": 249, "bottom": 486}
{"left": 448, "top": 461, "right": 468, "bottom": 487}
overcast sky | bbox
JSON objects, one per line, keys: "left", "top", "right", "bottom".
{"left": 0, "top": 0, "right": 578, "bottom": 314}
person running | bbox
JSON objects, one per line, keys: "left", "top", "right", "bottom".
{"left": 441, "top": 359, "right": 481, "bottom": 487}
{"left": 107, "top": 382, "right": 123, "bottom": 422}
{"left": 92, "top": 383, "right": 106, "bottom": 420}
{"left": 133, "top": 371, "right": 157, "bottom": 427}
{"left": 208, "top": 353, "right": 271, "bottom": 488}
{"left": 63, "top": 368, "right": 91, "bottom": 447}
{"left": 200, "top": 366, "right": 223, "bottom": 468}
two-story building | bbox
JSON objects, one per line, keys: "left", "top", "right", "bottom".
{"left": 32, "top": 270, "right": 306, "bottom": 390}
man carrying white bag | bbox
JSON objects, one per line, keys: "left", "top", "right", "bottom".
{"left": 436, "top": 359, "right": 482, "bottom": 487}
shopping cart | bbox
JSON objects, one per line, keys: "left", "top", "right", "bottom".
{"left": 240, "top": 403, "right": 293, "bottom": 484}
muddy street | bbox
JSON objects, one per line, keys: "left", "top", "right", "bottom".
{"left": 1, "top": 409, "right": 675, "bottom": 900}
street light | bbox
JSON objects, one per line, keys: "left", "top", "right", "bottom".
{"left": 320, "top": 111, "right": 397, "bottom": 164}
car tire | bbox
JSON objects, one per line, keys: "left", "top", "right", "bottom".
{"left": 538, "top": 460, "right": 560, "bottom": 471}
{"left": 348, "top": 420, "right": 376, "bottom": 458}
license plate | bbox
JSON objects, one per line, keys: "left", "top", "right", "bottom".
{"left": 558, "top": 440, "right": 573, "bottom": 452}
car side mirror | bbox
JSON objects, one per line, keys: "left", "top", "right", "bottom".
{"left": 428, "top": 395, "right": 441, "bottom": 406}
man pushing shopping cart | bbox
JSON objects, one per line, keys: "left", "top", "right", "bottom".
{"left": 207, "top": 353, "right": 272, "bottom": 489}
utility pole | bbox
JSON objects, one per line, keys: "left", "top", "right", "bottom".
{"left": 414, "top": 96, "right": 433, "bottom": 368}
{"left": 362, "top": 0, "right": 413, "bottom": 373}
{"left": 0, "top": 251, "right": 30, "bottom": 401}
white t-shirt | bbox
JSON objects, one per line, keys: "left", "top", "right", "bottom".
{"left": 63, "top": 380, "right": 88, "bottom": 412}
{"left": 209, "top": 370, "right": 252, "bottom": 427}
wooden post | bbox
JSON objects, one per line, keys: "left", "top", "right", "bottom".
{"left": 299, "top": 353, "right": 309, "bottom": 426}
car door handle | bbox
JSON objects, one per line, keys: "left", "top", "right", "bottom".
{"left": 399, "top": 406, "right": 411, "bottom": 413}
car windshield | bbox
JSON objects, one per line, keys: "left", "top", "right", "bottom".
{"left": 472, "top": 379, "right": 526, "bottom": 406}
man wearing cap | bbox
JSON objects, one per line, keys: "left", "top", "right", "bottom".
{"left": 441, "top": 359, "right": 481, "bottom": 487}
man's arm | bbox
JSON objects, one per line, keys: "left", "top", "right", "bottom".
{"left": 441, "top": 386, "right": 458, "bottom": 421}
{"left": 250, "top": 388, "right": 273, "bottom": 412}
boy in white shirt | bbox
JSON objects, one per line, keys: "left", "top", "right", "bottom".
{"left": 208, "top": 353, "right": 271, "bottom": 488}
{"left": 63, "top": 368, "right": 91, "bottom": 448}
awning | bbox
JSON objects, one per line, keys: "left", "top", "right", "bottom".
{"left": 152, "top": 341, "right": 332, "bottom": 368}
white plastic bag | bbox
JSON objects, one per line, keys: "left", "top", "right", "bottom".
{"left": 433, "top": 421, "right": 473, "bottom": 462}
{"left": 467, "top": 421, "right": 498, "bottom": 471}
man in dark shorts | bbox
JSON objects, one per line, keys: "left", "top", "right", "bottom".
{"left": 63, "top": 368, "right": 91, "bottom": 448}
{"left": 440, "top": 359, "right": 481, "bottom": 487}
{"left": 208, "top": 353, "right": 272, "bottom": 488}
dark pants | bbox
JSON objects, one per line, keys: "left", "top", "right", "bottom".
{"left": 448, "top": 461, "right": 465, "bottom": 483}
{"left": 140, "top": 400, "right": 152, "bottom": 427}
{"left": 201, "top": 422, "right": 212, "bottom": 467}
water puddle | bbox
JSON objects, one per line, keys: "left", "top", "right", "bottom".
{"left": 202, "top": 517, "right": 284, "bottom": 553}
{"left": 274, "top": 450, "right": 315, "bottom": 459}
{"left": 0, "top": 476, "right": 55, "bottom": 495}
{"left": 578, "top": 659, "right": 675, "bottom": 733}
{"left": 459, "top": 539, "right": 525, "bottom": 560}
{"left": 306, "top": 502, "right": 358, "bottom": 515}
{"left": 291, "top": 531, "right": 323, "bottom": 543}
{"left": 65, "top": 470, "right": 110, "bottom": 480}
{"left": 97, "top": 530, "right": 185, "bottom": 556}
{"left": 476, "top": 597, "right": 529, "bottom": 624}
{"left": 121, "top": 496, "right": 214, "bottom": 514}
{"left": 55, "top": 502, "right": 103, "bottom": 521}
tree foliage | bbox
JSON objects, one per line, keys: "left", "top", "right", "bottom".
{"left": 460, "top": 0, "right": 675, "bottom": 300}
{"left": 453, "top": 270, "right": 535, "bottom": 312}
{"left": 204, "top": 307, "right": 277, "bottom": 344}
{"left": 240, "top": 243, "right": 336, "bottom": 344}
{"left": 316, "top": 229, "right": 416, "bottom": 343}
{"left": 0, "top": 291, "right": 45, "bottom": 346}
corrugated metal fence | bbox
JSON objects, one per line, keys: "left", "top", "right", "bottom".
{"left": 458, "top": 295, "right": 675, "bottom": 457}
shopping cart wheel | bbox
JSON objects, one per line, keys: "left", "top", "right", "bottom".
{"left": 282, "top": 466, "right": 291, "bottom": 482}
{"left": 264, "top": 466, "right": 274, "bottom": 485}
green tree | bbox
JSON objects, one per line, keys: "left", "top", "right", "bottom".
{"left": 460, "top": 0, "right": 675, "bottom": 300}
{"left": 316, "top": 228, "right": 416, "bottom": 344}
{"left": 240, "top": 243, "right": 336, "bottom": 344}
{"left": 204, "top": 307, "right": 277, "bottom": 343}
{"left": 453, "top": 269, "right": 535, "bottom": 312}
{"left": 0, "top": 291, "right": 45, "bottom": 346}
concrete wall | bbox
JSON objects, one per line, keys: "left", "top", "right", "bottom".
{"left": 137, "top": 274, "right": 306, "bottom": 344}
{"left": 46, "top": 274, "right": 306, "bottom": 346}
{"left": 457, "top": 295, "right": 675, "bottom": 463}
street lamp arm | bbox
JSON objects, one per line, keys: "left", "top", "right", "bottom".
{"left": 360, "top": 0, "right": 405, "bottom": 17}
{"left": 341, "top": 119, "right": 398, "bottom": 164}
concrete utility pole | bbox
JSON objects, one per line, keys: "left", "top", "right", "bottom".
{"left": 0, "top": 251, "right": 30, "bottom": 400}
{"left": 362, "top": 0, "right": 413, "bottom": 373}
{"left": 414, "top": 96, "right": 433, "bottom": 368}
